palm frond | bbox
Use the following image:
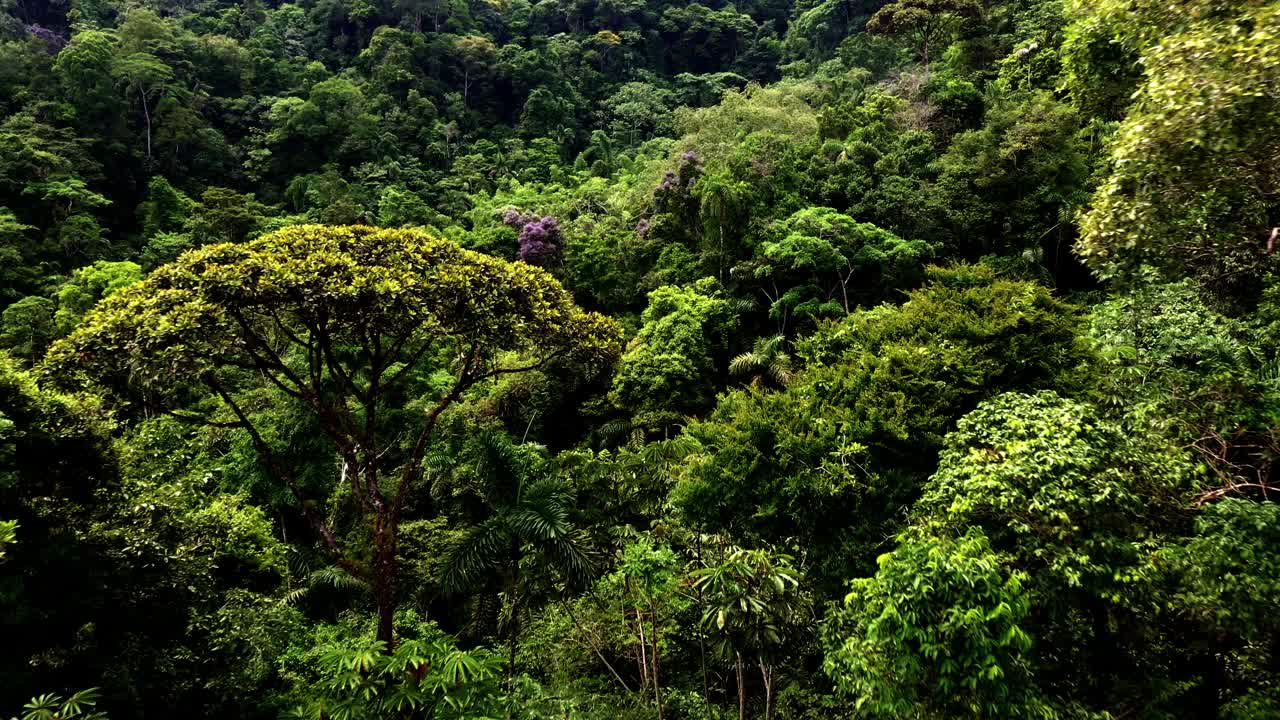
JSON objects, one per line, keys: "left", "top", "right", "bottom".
{"left": 282, "top": 564, "right": 369, "bottom": 605}
{"left": 509, "top": 481, "right": 573, "bottom": 542}
{"left": 757, "top": 334, "right": 785, "bottom": 355}
{"left": 310, "top": 565, "right": 370, "bottom": 593}
{"left": 592, "top": 418, "right": 636, "bottom": 448}
{"left": 768, "top": 356, "right": 793, "bottom": 386}
{"left": 729, "top": 351, "right": 763, "bottom": 376}
{"left": 1259, "top": 356, "right": 1280, "bottom": 384}
{"left": 475, "top": 432, "right": 521, "bottom": 482}
{"left": 442, "top": 518, "right": 511, "bottom": 594}
{"left": 286, "top": 547, "right": 317, "bottom": 577}
{"left": 732, "top": 335, "right": 792, "bottom": 388}
{"left": 542, "top": 529, "right": 598, "bottom": 589}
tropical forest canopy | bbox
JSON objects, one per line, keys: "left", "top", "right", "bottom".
{"left": 2, "top": 0, "right": 1279, "bottom": 718}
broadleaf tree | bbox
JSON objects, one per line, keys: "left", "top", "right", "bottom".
{"left": 45, "top": 224, "right": 621, "bottom": 647}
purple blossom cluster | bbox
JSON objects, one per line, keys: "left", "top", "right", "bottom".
{"left": 501, "top": 207, "right": 561, "bottom": 264}
{"left": 26, "top": 25, "right": 66, "bottom": 54}
{"left": 655, "top": 149, "right": 702, "bottom": 197}
{"left": 517, "top": 216, "right": 561, "bottom": 264}
{"left": 501, "top": 207, "right": 532, "bottom": 227}
{"left": 635, "top": 218, "right": 651, "bottom": 237}
{"left": 657, "top": 170, "right": 680, "bottom": 192}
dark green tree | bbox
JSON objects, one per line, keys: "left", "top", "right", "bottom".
{"left": 441, "top": 433, "right": 597, "bottom": 688}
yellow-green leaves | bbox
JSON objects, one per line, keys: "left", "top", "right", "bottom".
{"left": 46, "top": 224, "right": 622, "bottom": 395}
{"left": 823, "top": 528, "right": 1043, "bottom": 719}
{"left": 920, "top": 391, "right": 1188, "bottom": 597}
{"left": 1072, "top": 1, "right": 1280, "bottom": 305}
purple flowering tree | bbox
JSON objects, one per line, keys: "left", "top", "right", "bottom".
{"left": 653, "top": 150, "right": 702, "bottom": 205}
{"left": 501, "top": 207, "right": 562, "bottom": 265}
{"left": 26, "top": 25, "right": 67, "bottom": 54}
{"left": 517, "top": 216, "right": 561, "bottom": 264}
{"left": 640, "top": 149, "right": 703, "bottom": 240}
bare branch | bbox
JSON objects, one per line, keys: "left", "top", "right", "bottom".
{"left": 391, "top": 342, "right": 481, "bottom": 520}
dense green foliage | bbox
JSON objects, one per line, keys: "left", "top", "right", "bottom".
{"left": 2, "top": 0, "right": 1279, "bottom": 718}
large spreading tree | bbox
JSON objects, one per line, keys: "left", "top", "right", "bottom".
{"left": 45, "top": 224, "right": 622, "bottom": 646}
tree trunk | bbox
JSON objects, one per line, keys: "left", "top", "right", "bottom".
{"left": 373, "top": 517, "right": 397, "bottom": 650}
{"left": 138, "top": 85, "right": 153, "bottom": 161}
{"left": 562, "top": 600, "right": 632, "bottom": 692}
{"left": 696, "top": 535, "right": 710, "bottom": 703}
{"left": 649, "top": 600, "right": 663, "bottom": 720}
{"left": 840, "top": 267, "right": 853, "bottom": 315}
{"left": 506, "top": 552, "right": 521, "bottom": 692}
{"left": 735, "top": 652, "right": 746, "bottom": 720}
{"left": 921, "top": 24, "right": 932, "bottom": 80}
{"left": 759, "top": 658, "right": 775, "bottom": 720}
{"left": 636, "top": 605, "right": 650, "bottom": 690}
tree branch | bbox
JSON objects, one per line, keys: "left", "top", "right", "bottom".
{"left": 206, "top": 375, "right": 367, "bottom": 581}
{"left": 162, "top": 407, "right": 245, "bottom": 429}
{"left": 311, "top": 308, "right": 364, "bottom": 403}
{"left": 382, "top": 336, "right": 437, "bottom": 390}
{"left": 392, "top": 342, "right": 481, "bottom": 520}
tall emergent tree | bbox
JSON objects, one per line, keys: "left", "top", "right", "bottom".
{"left": 45, "top": 225, "right": 622, "bottom": 647}
{"left": 866, "top": 0, "right": 981, "bottom": 76}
